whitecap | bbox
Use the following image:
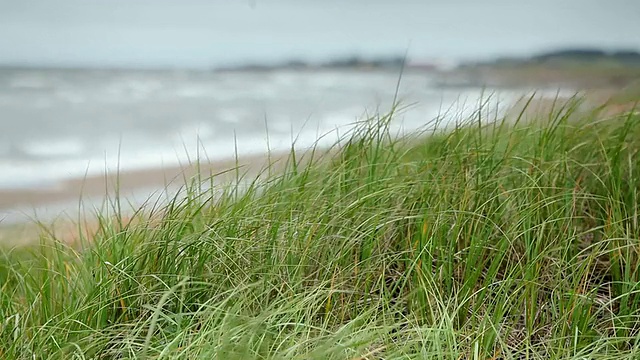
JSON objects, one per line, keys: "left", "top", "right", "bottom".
{"left": 21, "top": 138, "right": 86, "bottom": 158}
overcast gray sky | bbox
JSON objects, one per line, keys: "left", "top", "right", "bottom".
{"left": 1, "top": 0, "right": 639, "bottom": 68}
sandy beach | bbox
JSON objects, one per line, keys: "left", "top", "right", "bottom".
{"left": 0, "top": 150, "right": 305, "bottom": 247}
{"left": 0, "top": 151, "right": 295, "bottom": 244}
{"left": 0, "top": 155, "right": 269, "bottom": 211}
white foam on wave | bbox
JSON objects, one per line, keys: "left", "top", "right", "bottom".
{"left": 172, "top": 123, "right": 216, "bottom": 142}
{"left": 320, "top": 108, "right": 363, "bottom": 128}
{"left": 271, "top": 72, "right": 300, "bottom": 88}
{"left": 0, "top": 150, "right": 177, "bottom": 191}
{"left": 10, "top": 76, "right": 51, "bottom": 90}
{"left": 20, "top": 138, "right": 86, "bottom": 158}
{"left": 103, "top": 79, "right": 164, "bottom": 102}
{"left": 217, "top": 109, "right": 246, "bottom": 124}
{"left": 174, "top": 85, "right": 216, "bottom": 98}
{"left": 267, "top": 116, "right": 294, "bottom": 135}
{"left": 0, "top": 160, "right": 75, "bottom": 190}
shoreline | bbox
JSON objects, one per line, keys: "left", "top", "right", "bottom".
{"left": 0, "top": 151, "right": 294, "bottom": 246}
{"left": 0, "top": 151, "right": 293, "bottom": 224}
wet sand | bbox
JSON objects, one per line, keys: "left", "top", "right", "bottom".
{"left": 0, "top": 157, "right": 251, "bottom": 210}
{"left": 0, "top": 151, "right": 297, "bottom": 222}
{"left": 0, "top": 151, "right": 298, "bottom": 245}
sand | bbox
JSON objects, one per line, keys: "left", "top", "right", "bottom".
{"left": 0, "top": 152, "right": 294, "bottom": 211}
{"left": 0, "top": 151, "right": 298, "bottom": 247}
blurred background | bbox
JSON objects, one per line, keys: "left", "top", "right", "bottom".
{"left": 1, "top": 0, "right": 639, "bottom": 221}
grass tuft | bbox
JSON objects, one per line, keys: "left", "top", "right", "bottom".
{"left": 1, "top": 97, "right": 640, "bottom": 359}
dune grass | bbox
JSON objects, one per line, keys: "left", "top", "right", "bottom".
{"left": 1, "top": 97, "right": 640, "bottom": 359}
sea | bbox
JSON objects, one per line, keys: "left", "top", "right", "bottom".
{"left": 0, "top": 68, "right": 505, "bottom": 186}
{"left": 0, "top": 67, "right": 564, "bottom": 222}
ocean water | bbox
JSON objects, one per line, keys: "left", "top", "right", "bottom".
{"left": 0, "top": 68, "right": 521, "bottom": 192}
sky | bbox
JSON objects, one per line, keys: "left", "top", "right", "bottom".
{"left": 1, "top": 0, "right": 639, "bottom": 68}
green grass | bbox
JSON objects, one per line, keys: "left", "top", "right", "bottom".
{"left": 1, "top": 97, "right": 640, "bottom": 359}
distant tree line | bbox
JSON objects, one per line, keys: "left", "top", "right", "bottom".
{"left": 531, "top": 48, "right": 640, "bottom": 63}
{"left": 320, "top": 56, "right": 405, "bottom": 69}
{"left": 215, "top": 55, "right": 406, "bottom": 72}
{"left": 458, "top": 48, "right": 640, "bottom": 69}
